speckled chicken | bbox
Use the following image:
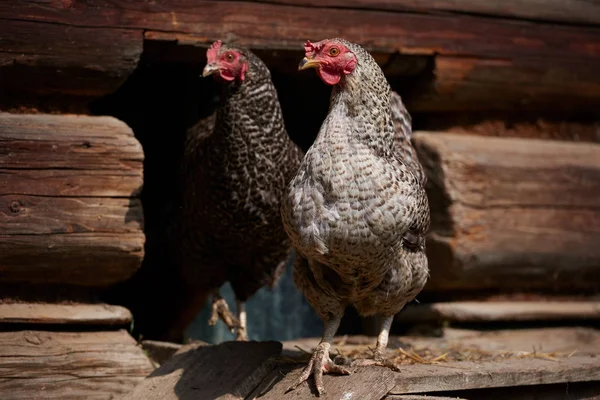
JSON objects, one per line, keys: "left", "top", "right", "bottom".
{"left": 174, "top": 40, "right": 303, "bottom": 341}
{"left": 281, "top": 38, "right": 430, "bottom": 395}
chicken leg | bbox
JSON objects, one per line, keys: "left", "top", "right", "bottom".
{"left": 235, "top": 300, "right": 249, "bottom": 341}
{"left": 286, "top": 313, "right": 351, "bottom": 396}
{"left": 207, "top": 290, "right": 240, "bottom": 332}
{"left": 350, "top": 315, "right": 400, "bottom": 370}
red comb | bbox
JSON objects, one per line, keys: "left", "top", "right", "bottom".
{"left": 304, "top": 40, "right": 322, "bottom": 58}
{"left": 207, "top": 40, "right": 222, "bottom": 63}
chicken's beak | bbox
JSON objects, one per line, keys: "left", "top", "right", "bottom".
{"left": 202, "top": 63, "right": 220, "bottom": 77}
{"left": 298, "top": 57, "right": 320, "bottom": 71}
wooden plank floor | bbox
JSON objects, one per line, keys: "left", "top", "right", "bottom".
{"left": 123, "top": 327, "right": 600, "bottom": 400}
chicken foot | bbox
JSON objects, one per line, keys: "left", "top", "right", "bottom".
{"left": 207, "top": 291, "right": 240, "bottom": 333}
{"left": 286, "top": 314, "right": 351, "bottom": 396}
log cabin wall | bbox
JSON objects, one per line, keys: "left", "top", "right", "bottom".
{"left": 1, "top": 0, "right": 599, "bottom": 343}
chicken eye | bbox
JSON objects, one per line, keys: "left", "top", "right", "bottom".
{"left": 226, "top": 53, "right": 234, "bottom": 61}
{"left": 329, "top": 47, "right": 340, "bottom": 57}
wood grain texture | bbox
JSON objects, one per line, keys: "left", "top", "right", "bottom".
{"left": 258, "top": 0, "right": 600, "bottom": 25}
{"left": 123, "top": 341, "right": 282, "bottom": 400}
{"left": 0, "top": 303, "right": 132, "bottom": 326}
{"left": 397, "top": 301, "right": 600, "bottom": 324}
{"left": 407, "top": 56, "right": 600, "bottom": 112}
{"left": 0, "top": 330, "right": 154, "bottom": 400}
{"left": 260, "top": 356, "right": 600, "bottom": 398}
{"left": 0, "top": 113, "right": 145, "bottom": 287}
{"left": 0, "top": 1, "right": 599, "bottom": 111}
{"left": 0, "top": 19, "right": 142, "bottom": 98}
{"left": 412, "top": 132, "right": 600, "bottom": 292}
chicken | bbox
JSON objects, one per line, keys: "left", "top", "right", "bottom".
{"left": 173, "top": 40, "right": 303, "bottom": 341}
{"left": 281, "top": 38, "right": 430, "bottom": 395}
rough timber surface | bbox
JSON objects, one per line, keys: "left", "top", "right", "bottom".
{"left": 0, "top": 329, "right": 154, "bottom": 400}
{"left": 412, "top": 132, "right": 600, "bottom": 292}
{"left": 0, "top": 113, "right": 145, "bottom": 287}
{"left": 260, "top": 329, "right": 600, "bottom": 399}
{"left": 123, "top": 328, "right": 600, "bottom": 400}
{"left": 1, "top": 1, "right": 599, "bottom": 111}
{"left": 123, "top": 341, "right": 282, "bottom": 400}
{"left": 0, "top": 303, "right": 132, "bottom": 326}
{"left": 396, "top": 301, "right": 600, "bottom": 324}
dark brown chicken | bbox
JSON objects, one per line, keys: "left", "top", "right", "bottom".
{"left": 173, "top": 40, "right": 303, "bottom": 340}
{"left": 281, "top": 38, "right": 430, "bottom": 395}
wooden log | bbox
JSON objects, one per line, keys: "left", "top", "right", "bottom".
{"left": 123, "top": 341, "right": 282, "bottom": 400}
{"left": 0, "top": 330, "right": 154, "bottom": 400}
{"left": 412, "top": 132, "right": 600, "bottom": 292}
{"left": 0, "top": 18, "right": 142, "bottom": 99}
{"left": 397, "top": 301, "right": 600, "bottom": 324}
{"left": 260, "top": 0, "right": 600, "bottom": 25}
{"left": 0, "top": 1, "right": 599, "bottom": 111}
{"left": 405, "top": 56, "right": 600, "bottom": 112}
{"left": 0, "top": 113, "right": 144, "bottom": 287}
{"left": 0, "top": 303, "right": 132, "bottom": 326}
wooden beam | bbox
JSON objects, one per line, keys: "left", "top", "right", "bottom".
{"left": 412, "top": 132, "right": 600, "bottom": 292}
{"left": 404, "top": 56, "right": 600, "bottom": 112}
{"left": 0, "top": 19, "right": 142, "bottom": 98}
{"left": 396, "top": 301, "right": 600, "bottom": 324}
{"left": 0, "top": 113, "right": 145, "bottom": 287}
{"left": 259, "top": 356, "right": 600, "bottom": 398}
{"left": 0, "top": 330, "right": 154, "bottom": 399}
{"left": 0, "top": 303, "right": 132, "bottom": 326}
{"left": 122, "top": 341, "right": 282, "bottom": 400}
{"left": 258, "top": 0, "right": 600, "bottom": 26}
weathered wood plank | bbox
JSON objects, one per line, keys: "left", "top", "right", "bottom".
{"left": 0, "top": 303, "right": 132, "bottom": 326}
{"left": 123, "top": 341, "right": 282, "bottom": 400}
{"left": 0, "top": 113, "right": 144, "bottom": 287}
{"left": 0, "top": 233, "right": 144, "bottom": 286}
{"left": 397, "top": 301, "right": 600, "bottom": 324}
{"left": 412, "top": 132, "right": 600, "bottom": 292}
{"left": 282, "top": 327, "right": 600, "bottom": 362}
{"left": 260, "top": 356, "right": 600, "bottom": 398}
{"left": 0, "top": 18, "right": 142, "bottom": 99}
{"left": 259, "top": 0, "right": 600, "bottom": 25}
{"left": 0, "top": 196, "right": 142, "bottom": 235}
{"left": 0, "top": 330, "right": 154, "bottom": 400}
{"left": 406, "top": 56, "right": 600, "bottom": 112}
{"left": 2, "top": 1, "right": 598, "bottom": 61}
{"left": 140, "top": 340, "right": 184, "bottom": 366}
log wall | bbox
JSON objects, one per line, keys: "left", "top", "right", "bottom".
{"left": 0, "top": 0, "right": 599, "bottom": 112}
{"left": 0, "top": 113, "right": 145, "bottom": 287}
{"left": 413, "top": 132, "right": 600, "bottom": 292}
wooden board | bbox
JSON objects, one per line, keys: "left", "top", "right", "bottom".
{"left": 261, "top": 0, "right": 600, "bottom": 25}
{"left": 0, "top": 1, "right": 599, "bottom": 111}
{"left": 406, "top": 55, "right": 600, "bottom": 112}
{"left": 0, "top": 18, "right": 142, "bottom": 99}
{"left": 0, "top": 303, "right": 132, "bottom": 326}
{"left": 0, "top": 113, "right": 145, "bottom": 287}
{"left": 412, "top": 132, "right": 600, "bottom": 292}
{"left": 262, "top": 329, "right": 600, "bottom": 399}
{"left": 397, "top": 301, "right": 600, "bottom": 324}
{"left": 0, "top": 330, "right": 154, "bottom": 400}
{"left": 123, "top": 341, "right": 282, "bottom": 400}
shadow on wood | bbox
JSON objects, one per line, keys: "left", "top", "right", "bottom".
{"left": 123, "top": 341, "right": 282, "bottom": 400}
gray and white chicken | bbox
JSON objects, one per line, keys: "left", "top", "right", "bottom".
{"left": 281, "top": 38, "right": 430, "bottom": 395}
{"left": 173, "top": 40, "right": 303, "bottom": 341}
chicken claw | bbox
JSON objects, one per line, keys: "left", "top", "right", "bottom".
{"left": 208, "top": 296, "right": 240, "bottom": 332}
{"left": 286, "top": 342, "right": 351, "bottom": 396}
